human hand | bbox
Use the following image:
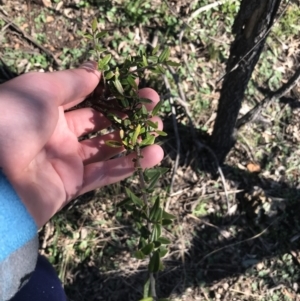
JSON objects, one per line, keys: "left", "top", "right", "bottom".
{"left": 0, "top": 62, "right": 164, "bottom": 228}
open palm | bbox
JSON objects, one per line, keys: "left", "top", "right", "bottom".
{"left": 0, "top": 62, "right": 163, "bottom": 227}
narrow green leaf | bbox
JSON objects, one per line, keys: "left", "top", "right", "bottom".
{"left": 155, "top": 224, "right": 162, "bottom": 238}
{"left": 165, "top": 60, "right": 180, "bottom": 67}
{"left": 134, "top": 250, "right": 145, "bottom": 260}
{"left": 126, "top": 76, "right": 138, "bottom": 90}
{"left": 95, "top": 45, "right": 106, "bottom": 53}
{"left": 114, "top": 79, "right": 124, "bottom": 95}
{"left": 91, "top": 18, "right": 98, "bottom": 32}
{"left": 152, "top": 100, "right": 163, "bottom": 116}
{"left": 149, "top": 197, "right": 160, "bottom": 221}
{"left": 162, "top": 219, "right": 173, "bottom": 226}
{"left": 105, "top": 140, "right": 123, "bottom": 148}
{"left": 155, "top": 130, "right": 167, "bottom": 136}
{"left": 147, "top": 171, "right": 160, "bottom": 191}
{"left": 143, "top": 277, "right": 151, "bottom": 299}
{"left": 140, "top": 134, "right": 155, "bottom": 146}
{"left": 162, "top": 211, "right": 176, "bottom": 220}
{"left": 125, "top": 187, "right": 144, "bottom": 207}
{"left": 148, "top": 250, "right": 160, "bottom": 273}
{"left": 132, "top": 124, "right": 141, "bottom": 146}
{"left": 157, "top": 237, "right": 171, "bottom": 245}
{"left": 140, "top": 298, "right": 153, "bottom": 301}
{"left": 141, "top": 243, "right": 154, "bottom": 255}
{"left": 148, "top": 56, "right": 158, "bottom": 64}
{"left": 153, "top": 208, "right": 163, "bottom": 223}
{"left": 142, "top": 55, "right": 148, "bottom": 67}
{"left": 83, "top": 33, "right": 94, "bottom": 40}
{"left": 152, "top": 45, "right": 159, "bottom": 55}
{"left": 159, "top": 246, "right": 168, "bottom": 258}
{"left": 150, "top": 225, "right": 158, "bottom": 242}
{"left": 105, "top": 71, "right": 114, "bottom": 80}
{"left": 141, "top": 105, "right": 148, "bottom": 116}
{"left": 146, "top": 120, "right": 158, "bottom": 129}
{"left": 158, "top": 48, "right": 170, "bottom": 62}
{"left": 116, "top": 198, "right": 132, "bottom": 207}
{"left": 139, "top": 97, "right": 153, "bottom": 104}
{"left": 96, "top": 31, "right": 108, "bottom": 39}
{"left": 99, "top": 54, "right": 111, "bottom": 67}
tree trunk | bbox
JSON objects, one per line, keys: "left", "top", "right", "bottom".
{"left": 210, "top": 0, "right": 282, "bottom": 163}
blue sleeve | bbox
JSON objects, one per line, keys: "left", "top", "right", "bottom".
{"left": 0, "top": 170, "right": 38, "bottom": 301}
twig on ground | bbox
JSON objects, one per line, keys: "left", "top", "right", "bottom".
{"left": 188, "top": 0, "right": 230, "bottom": 23}
{"left": 0, "top": 8, "right": 60, "bottom": 67}
{"left": 237, "top": 65, "right": 300, "bottom": 129}
{"left": 196, "top": 218, "right": 279, "bottom": 267}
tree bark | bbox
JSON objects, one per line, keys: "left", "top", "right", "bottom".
{"left": 210, "top": 0, "right": 282, "bottom": 163}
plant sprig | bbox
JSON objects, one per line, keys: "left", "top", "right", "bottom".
{"left": 83, "top": 18, "right": 180, "bottom": 301}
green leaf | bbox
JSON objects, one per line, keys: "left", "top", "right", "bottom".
{"left": 152, "top": 45, "right": 159, "bottom": 55}
{"left": 105, "top": 71, "right": 114, "bottom": 80}
{"left": 157, "top": 237, "right": 171, "bottom": 245}
{"left": 155, "top": 130, "right": 167, "bottom": 136}
{"left": 165, "top": 60, "right": 180, "bottom": 67}
{"left": 141, "top": 243, "right": 154, "bottom": 255}
{"left": 162, "top": 210, "right": 176, "bottom": 220}
{"left": 158, "top": 48, "right": 170, "bottom": 63}
{"left": 155, "top": 224, "right": 162, "bottom": 238}
{"left": 146, "top": 120, "right": 158, "bottom": 129}
{"left": 134, "top": 250, "right": 145, "bottom": 260}
{"left": 149, "top": 197, "right": 160, "bottom": 221}
{"left": 125, "top": 187, "right": 144, "bottom": 207}
{"left": 141, "top": 105, "right": 148, "bottom": 116}
{"left": 83, "top": 33, "right": 93, "bottom": 40}
{"left": 144, "top": 167, "right": 168, "bottom": 182}
{"left": 95, "top": 45, "right": 106, "bottom": 53}
{"left": 99, "top": 54, "right": 111, "bottom": 67}
{"left": 96, "top": 31, "right": 108, "bottom": 39}
{"left": 140, "top": 298, "right": 153, "bottom": 301}
{"left": 152, "top": 100, "right": 163, "bottom": 116}
{"left": 105, "top": 140, "right": 123, "bottom": 148}
{"left": 126, "top": 76, "right": 138, "bottom": 90}
{"left": 148, "top": 250, "right": 160, "bottom": 273}
{"left": 114, "top": 79, "right": 124, "bottom": 95}
{"left": 143, "top": 277, "right": 151, "bottom": 299}
{"left": 91, "top": 18, "right": 98, "bottom": 32}
{"left": 140, "top": 134, "right": 155, "bottom": 146}
{"left": 132, "top": 124, "right": 141, "bottom": 146}
{"left": 116, "top": 198, "right": 132, "bottom": 207}
{"left": 162, "top": 219, "right": 173, "bottom": 226}
{"left": 148, "top": 56, "right": 158, "bottom": 64}
{"left": 147, "top": 171, "right": 160, "bottom": 191}
{"left": 142, "top": 55, "right": 148, "bottom": 67}
{"left": 139, "top": 97, "right": 153, "bottom": 104}
{"left": 159, "top": 246, "right": 168, "bottom": 258}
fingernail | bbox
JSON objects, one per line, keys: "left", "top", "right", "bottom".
{"left": 79, "top": 61, "right": 97, "bottom": 71}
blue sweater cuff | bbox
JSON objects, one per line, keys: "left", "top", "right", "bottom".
{"left": 0, "top": 170, "right": 38, "bottom": 262}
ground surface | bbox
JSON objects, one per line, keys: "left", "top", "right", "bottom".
{"left": 1, "top": 0, "right": 300, "bottom": 300}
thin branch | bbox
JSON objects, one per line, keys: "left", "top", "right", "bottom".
{"left": 0, "top": 8, "right": 60, "bottom": 67}
{"left": 196, "top": 218, "right": 279, "bottom": 267}
{"left": 188, "top": 0, "right": 230, "bottom": 23}
{"left": 237, "top": 65, "right": 300, "bottom": 128}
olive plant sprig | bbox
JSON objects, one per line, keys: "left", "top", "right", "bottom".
{"left": 84, "top": 18, "right": 180, "bottom": 301}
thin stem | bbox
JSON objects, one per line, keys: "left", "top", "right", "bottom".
{"left": 135, "top": 145, "right": 157, "bottom": 301}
